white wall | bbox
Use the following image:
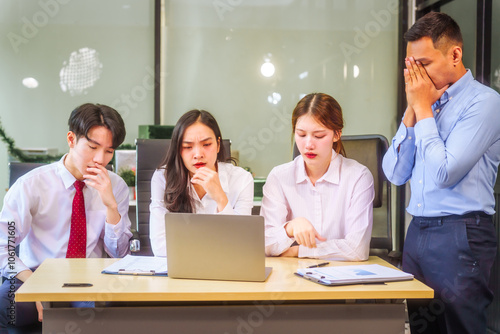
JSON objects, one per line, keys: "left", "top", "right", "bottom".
{"left": 161, "top": 0, "right": 400, "bottom": 177}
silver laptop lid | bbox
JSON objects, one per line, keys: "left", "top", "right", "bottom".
{"left": 165, "top": 213, "right": 270, "bottom": 282}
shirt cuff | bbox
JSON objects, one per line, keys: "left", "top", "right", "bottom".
{"left": 8, "top": 261, "right": 30, "bottom": 279}
{"left": 272, "top": 228, "right": 295, "bottom": 255}
{"left": 218, "top": 202, "right": 235, "bottom": 214}
{"left": 105, "top": 218, "right": 126, "bottom": 238}
{"left": 298, "top": 244, "right": 319, "bottom": 258}
{"left": 394, "top": 122, "right": 415, "bottom": 145}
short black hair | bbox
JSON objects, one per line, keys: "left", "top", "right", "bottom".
{"left": 405, "top": 12, "right": 463, "bottom": 51}
{"left": 68, "top": 103, "right": 126, "bottom": 149}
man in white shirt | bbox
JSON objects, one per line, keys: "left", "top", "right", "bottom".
{"left": 0, "top": 103, "right": 133, "bottom": 328}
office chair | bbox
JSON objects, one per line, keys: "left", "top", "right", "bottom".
{"left": 133, "top": 138, "right": 232, "bottom": 256}
{"left": 8, "top": 162, "right": 47, "bottom": 187}
{"left": 293, "top": 135, "right": 399, "bottom": 263}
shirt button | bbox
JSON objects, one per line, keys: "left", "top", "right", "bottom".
{"left": 417, "top": 203, "right": 422, "bottom": 207}
{"left": 401, "top": 135, "right": 405, "bottom": 139}
{"left": 436, "top": 109, "right": 440, "bottom": 113}
{"left": 419, "top": 180, "right": 422, "bottom": 184}
{"left": 408, "top": 136, "right": 412, "bottom": 140}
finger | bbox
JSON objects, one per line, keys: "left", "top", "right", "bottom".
{"left": 83, "top": 180, "right": 102, "bottom": 191}
{"left": 86, "top": 168, "right": 108, "bottom": 180}
{"left": 195, "top": 169, "right": 216, "bottom": 179}
{"left": 295, "top": 234, "right": 304, "bottom": 246}
{"left": 36, "top": 301, "right": 43, "bottom": 322}
{"left": 405, "top": 59, "right": 415, "bottom": 83}
{"left": 414, "top": 60, "right": 429, "bottom": 81}
{"left": 83, "top": 174, "right": 108, "bottom": 186}
{"left": 404, "top": 69, "right": 411, "bottom": 87}
{"left": 406, "top": 58, "right": 419, "bottom": 82}
{"left": 408, "top": 57, "right": 423, "bottom": 77}
{"left": 94, "top": 163, "right": 107, "bottom": 171}
{"left": 316, "top": 232, "right": 327, "bottom": 242}
{"left": 191, "top": 169, "right": 208, "bottom": 180}
{"left": 308, "top": 232, "right": 317, "bottom": 248}
{"left": 83, "top": 172, "right": 101, "bottom": 179}
{"left": 90, "top": 164, "right": 109, "bottom": 174}
{"left": 190, "top": 178, "right": 202, "bottom": 185}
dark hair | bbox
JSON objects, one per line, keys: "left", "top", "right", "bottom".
{"left": 68, "top": 103, "right": 126, "bottom": 149}
{"left": 405, "top": 12, "right": 463, "bottom": 52}
{"left": 161, "top": 109, "right": 227, "bottom": 213}
{"left": 292, "top": 93, "right": 345, "bottom": 157}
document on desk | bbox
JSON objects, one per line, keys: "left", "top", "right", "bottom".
{"left": 101, "top": 255, "right": 168, "bottom": 276}
{"left": 295, "top": 264, "right": 414, "bottom": 286}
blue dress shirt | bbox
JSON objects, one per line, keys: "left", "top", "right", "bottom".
{"left": 383, "top": 70, "right": 500, "bottom": 217}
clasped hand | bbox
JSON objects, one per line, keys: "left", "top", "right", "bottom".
{"left": 190, "top": 167, "right": 228, "bottom": 211}
{"left": 404, "top": 57, "right": 449, "bottom": 123}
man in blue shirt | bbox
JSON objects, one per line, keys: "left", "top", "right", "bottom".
{"left": 383, "top": 12, "right": 500, "bottom": 334}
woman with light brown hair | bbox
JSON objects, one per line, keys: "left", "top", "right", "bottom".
{"left": 261, "top": 93, "right": 374, "bottom": 261}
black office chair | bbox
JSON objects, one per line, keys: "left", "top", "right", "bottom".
{"left": 8, "top": 162, "right": 47, "bottom": 187}
{"left": 133, "top": 138, "right": 232, "bottom": 256}
{"left": 293, "top": 135, "right": 399, "bottom": 263}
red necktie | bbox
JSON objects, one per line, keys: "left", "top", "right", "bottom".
{"left": 66, "top": 180, "right": 87, "bottom": 258}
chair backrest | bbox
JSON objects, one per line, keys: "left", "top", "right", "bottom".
{"left": 292, "top": 134, "right": 392, "bottom": 252}
{"left": 135, "top": 138, "right": 231, "bottom": 256}
{"left": 9, "top": 162, "right": 46, "bottom": 187}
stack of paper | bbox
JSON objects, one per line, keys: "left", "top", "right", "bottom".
{"left": 102, "top": 255, "right": 168, "bottom": 276}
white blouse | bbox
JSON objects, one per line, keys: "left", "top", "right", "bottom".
{"left": 261, "top": 151, "right": 374, "bottom": 261}
{"left": 149, "top": 162, "right": 254, "bottom": 256}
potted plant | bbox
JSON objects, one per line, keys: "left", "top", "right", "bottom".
{"left": 118, "top": 167, "right": 136, "bottom": 201}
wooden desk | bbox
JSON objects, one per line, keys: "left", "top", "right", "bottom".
{"left": 16, "top": 256, "right": 432, "bottom": 334}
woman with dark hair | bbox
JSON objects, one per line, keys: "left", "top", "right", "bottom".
{"left": 150, "top": 110, "right": 254, "bottom": 256}
{"left": 261, "top": 93, "right": 374, "bottom": 261}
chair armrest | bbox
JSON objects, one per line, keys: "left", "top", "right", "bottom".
{"left": 387, "top": 250, "right": 402, "bottom": 268}
{"left": 129, "top": 229, "right": 141, "bottom": 253}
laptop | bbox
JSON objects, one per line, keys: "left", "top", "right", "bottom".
{"left": 165, "top": 213, "right": 272, "bottom": 282}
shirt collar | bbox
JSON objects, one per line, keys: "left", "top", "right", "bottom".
{"left": 58, "top": 154, "right": 79, "bottom": 190}
{"left": 294, "top": 150, "right": 341, "bottom": 185}
{"left": 436, "top": 69, "right": 473, "bottom": 106}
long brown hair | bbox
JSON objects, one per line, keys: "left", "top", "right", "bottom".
{"left": 292, "top": 93, "right": 345, "bottom": 157}
{"left": 159, "top": 110, "right": 227, "bottom": 213}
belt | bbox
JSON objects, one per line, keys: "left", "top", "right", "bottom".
{"left": 414, "top": 211, "right": 492, "bottom": 221}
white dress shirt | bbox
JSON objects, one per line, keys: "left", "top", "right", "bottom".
{"left": 150, "top": 162, "right": 254, "bottom": 256}
{"left": 0, "top": 156, "right": 132, "bottom": 278}
{"left": 261, "top": 151, "right": 374, "bottom": 261}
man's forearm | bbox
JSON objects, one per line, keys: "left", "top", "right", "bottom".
{"left": 15, "top": 269, "right": 32, "bottom": 283}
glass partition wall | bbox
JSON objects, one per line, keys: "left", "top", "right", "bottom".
{"left": 0, "top": 0, "right": 400, "bottom": 198}
{"left": 0, "top": 0, "right": 155, "bottom": 202}
{"left": 161, "top": 0, "right": 400, "bottom": 178}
